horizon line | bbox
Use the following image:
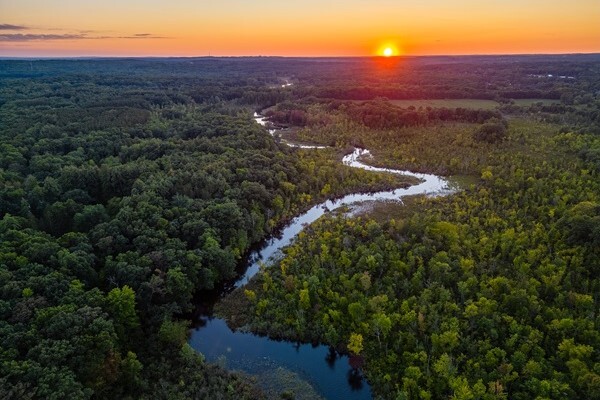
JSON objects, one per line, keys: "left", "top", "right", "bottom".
{"left": 1, "top": 51, "right": 600, "bottom": 60}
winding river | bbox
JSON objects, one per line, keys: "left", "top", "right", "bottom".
{"left": 189, "top": 113, "right": 455, "bottom": 399}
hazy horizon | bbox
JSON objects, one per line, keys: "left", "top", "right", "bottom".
{"left": 1, "top": 51, "right": 600, "bottom": 60}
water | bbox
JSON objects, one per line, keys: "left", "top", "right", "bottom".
{"left": 254, "top": 112, "right": 329, "bottom": 149}
{"left": 190, "top": 318, "right": 367, "bottom": 400}
{"left": 189, "top": 112, "right": 455, "bottom": 399}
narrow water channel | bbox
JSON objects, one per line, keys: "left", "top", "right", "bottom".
{"left": 188, "top": 113, "right": 456, "bottom": 399}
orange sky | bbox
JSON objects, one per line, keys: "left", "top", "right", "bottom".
{"left": 1, "top": 0, "right": 599, "bottom": 57}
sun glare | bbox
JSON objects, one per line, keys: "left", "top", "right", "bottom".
{"left": 377, "top": 43, "right": 400, "bottom": 57}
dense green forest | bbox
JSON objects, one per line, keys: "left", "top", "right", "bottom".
{"left": 223, "top": 117, "right": 600, "bottom": 398}
{"left": 1, "top": 55, "right": 600, "bottom": 399}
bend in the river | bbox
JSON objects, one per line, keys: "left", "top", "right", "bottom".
{"left": 189, "top": 112, "right": 457, "bottom": 400}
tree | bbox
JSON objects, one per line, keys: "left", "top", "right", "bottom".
{"left": 73, "top": 204, "right": 109, "bottom": 232}
{"left": 299, "top": 288, "right": 311, "bottom": 310}
{"left": 106, "top": 286, "right": 139, "bottom": 343}
{"left": 473, "top": 120, "right": 508, "bottom": 143}
{"left": 371, "top": 312, "right": 392, "bottom": 348}
{"left": 348, "top": 333, "right": 364, "bottom": 355}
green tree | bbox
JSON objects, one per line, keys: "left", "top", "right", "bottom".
{"left": 348, "top": 333, "right": 364, "bottom": 355}
{"left": 106, "top": 286, "right": 139, "bottom": 343}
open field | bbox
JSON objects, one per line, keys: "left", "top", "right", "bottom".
{"left": 352, "top": 99, "right": 561, "bottom": 110}
{"left": 387, "top": 99, "right": 500, "bottom": 109}
{"left": 512, "top": 98, "right": 561, "bottom": 106}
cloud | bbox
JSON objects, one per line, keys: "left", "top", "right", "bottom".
{"left": 0, "top": 24, "right": 28, "bottom": 30}
{"left": 118, "top": 35, "right": 168, "bottom": 39}
{"left": 0, "top": 23, "right": 169, "bottom": 41}
{"left": 0, "top": 33, "right": 169, "bottom": 42}
{"left": 0, "top": 33, "right": 86, "bottom": 41}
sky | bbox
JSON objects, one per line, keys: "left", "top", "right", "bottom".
{"left": 1, "top": 0, "right": 599, "bottom": 57}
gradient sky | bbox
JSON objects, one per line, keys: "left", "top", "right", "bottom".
{"left": 1, "top": 0, "right": 599, "bottom": 57}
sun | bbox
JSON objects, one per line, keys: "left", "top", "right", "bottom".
{"left": 377, "top": 43, "right": 402, "bottom": 57}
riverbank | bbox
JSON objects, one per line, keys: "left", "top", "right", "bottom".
{"left": 188, "top": 113, "right": 457, "bottom": 399}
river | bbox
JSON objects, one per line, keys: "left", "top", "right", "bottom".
{"left": 189, "top": 113, "right": 455, "bottom": 399}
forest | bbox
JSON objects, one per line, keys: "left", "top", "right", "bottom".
{"left": 1, "top": 54, "right": 600, "bottom": 399}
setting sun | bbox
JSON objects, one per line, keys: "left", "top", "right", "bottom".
{"left": 1, "top": 1, "right": 598, "bottom": 56}
{"left": 377, "top": 43, "right": 401, "bottom": 57}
